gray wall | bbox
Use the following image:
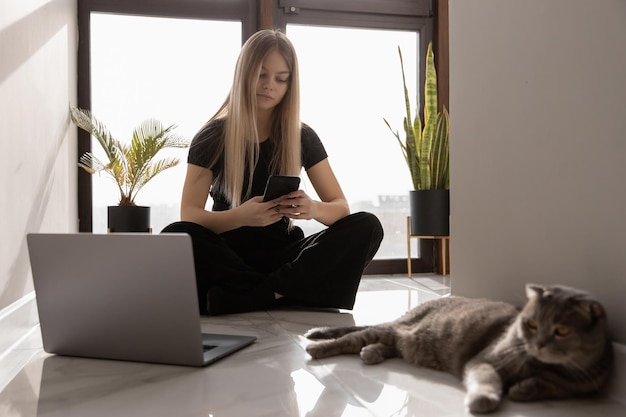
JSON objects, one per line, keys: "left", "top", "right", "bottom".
{"left": 0, "top": 0, "right": 77, "bottom": 311}
{"left": 449, "top": 0, "right": 626, "bottom": 344}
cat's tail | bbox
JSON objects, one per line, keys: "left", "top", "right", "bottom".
{"left": 304, "top": 325, "right": 370, "bottom": 340}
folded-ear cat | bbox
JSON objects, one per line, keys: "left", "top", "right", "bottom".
{"left": 305, "top": 284, "right": 613, "bottom": 414}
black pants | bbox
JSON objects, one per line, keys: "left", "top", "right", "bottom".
{"left": 161, "top": 212, "right": 383, "bottom": 315}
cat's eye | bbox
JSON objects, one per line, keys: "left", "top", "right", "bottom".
{"left": 526, "top": 319, "right": 538, "bottom": 330}
{"left": 555, "top": 327, "right": 571, "bottom": 337}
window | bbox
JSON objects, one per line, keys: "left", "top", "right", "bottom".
{"left": 274, "top": 1, "right": 435, "bottom": 273}
{"left": 286, "top": 24, "right": 418, "bottom": 261}
{"left": 77, "top": 0, "right": 256, "bottom": 232}
{"left": 89, "top": 13, "right": 241, "bottom": 233}
{"left": 77, "top": 0, "right": 436, "bottom": 274}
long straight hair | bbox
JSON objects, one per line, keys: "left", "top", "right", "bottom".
{"left": 208, "top": 29, "right": 301, "bottom": 207}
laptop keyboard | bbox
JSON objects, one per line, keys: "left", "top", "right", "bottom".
{"left": 203, "top": 345, "right": 217, "bottom": 352}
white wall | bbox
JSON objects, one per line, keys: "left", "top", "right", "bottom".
{"left": 0, "top": 0, "right": 77, "bottom": 311}
{"left": 449, "top": 0, "right": 626, "bottom": 344}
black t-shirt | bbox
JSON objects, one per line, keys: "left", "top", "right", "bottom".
{"left": 187, "top": 119, "right": 328, "bottom": 211}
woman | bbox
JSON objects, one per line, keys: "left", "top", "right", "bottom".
{"left": 163, "top": 29, "right": 383, "bottom": 315}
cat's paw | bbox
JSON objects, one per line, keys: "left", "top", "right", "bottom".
{"left": 360, "top": 345, "right": 385, "bottom": 364}
{"left": 304, "top": 327, "right": 331, "bottom": 340}
{"left": 465, "top": 391, "right": 501, "bottom": 414}
{"left": 508, "top": 379, "right": 541, "bottom": 402}
{"left": 305, "top": 342, "right": 326, "bottom": 359}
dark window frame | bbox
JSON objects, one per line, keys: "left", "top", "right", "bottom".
{"left": 272, "top": 0, "right": 436, "bottom": 275}
{"left": 77, "top": 0, "right": 441, "bottom": 275}
{"left": 273, "top": 0, "right": 433, "bottom": 122}
{"left": 76, "top": 0, "right": 257, "bottom": 232}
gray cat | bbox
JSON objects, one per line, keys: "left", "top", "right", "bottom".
{"left": 305, "top": 284, "right": 613, "bottom": 414}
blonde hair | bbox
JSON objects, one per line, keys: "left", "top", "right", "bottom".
{"left": 209, "top": 29, "right": 301, "bottom": 207}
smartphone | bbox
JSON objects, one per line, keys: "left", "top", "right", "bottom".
{"left": 262, "top": 175, "right": 301, "bottom": 202}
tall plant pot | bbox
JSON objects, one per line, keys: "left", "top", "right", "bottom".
{"left": 409, "top": 190, "right": 449, "bottom": 236}
{"left": 107, "top": 206, "right": 151, "bottom": 233}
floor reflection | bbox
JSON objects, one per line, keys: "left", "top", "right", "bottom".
{"left": 3, "top": 276, "right": 624, "bottom": 417}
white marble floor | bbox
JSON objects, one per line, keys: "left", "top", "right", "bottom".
{"left": 1, "top": 275, "right": 624, "bottom": 417}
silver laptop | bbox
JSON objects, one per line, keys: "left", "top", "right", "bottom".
{"left": 26, "top": 233, "right": 256, "bottom": 367}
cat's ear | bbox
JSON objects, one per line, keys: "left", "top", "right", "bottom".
{"left": 526, "top": 284, "right": 546, "bottom": 299}
{"left": 577, "top": 298, "right": 606, "bottom": 321}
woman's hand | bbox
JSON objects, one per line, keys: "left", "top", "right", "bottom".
{"left": 299, "top": 160, "right": 350, "bottom": 226}
{"left": 268, "top": 159, "right": 352, "bottom": 226}
{"left": 237, "top": 196, "right": 287, "bottom": 227}
{"left": 272, "top": 190, "right": 316, "bottom": 220}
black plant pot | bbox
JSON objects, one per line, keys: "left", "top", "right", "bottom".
{"left": 409, "top": 189, "right": 450, "bottom": 236}
{"left": 107, "top": 206, "right": 151, "bottom": 233}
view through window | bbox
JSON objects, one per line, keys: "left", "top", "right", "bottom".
{"left": 287, "top": 25, "right": 418, "bottom": 259}
{"left": 90, "top": 13, "right": 242, "bottom": 233}
{"left": 90, "top": 15, "right": 419, "bottom": 260}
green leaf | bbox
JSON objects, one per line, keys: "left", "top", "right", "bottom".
{"left": 431, "top": 108, "right": 449, "bottom": 190}
{"left": 70, "top": 106, "right": 189, "bottom": 205}
{"left": 383, "top": 41, "right": 449, "bottom": 191}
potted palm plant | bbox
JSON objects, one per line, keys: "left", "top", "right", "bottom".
{"left": 384, "top": 41, "right": 450, "bottom": 236}
{"left": 70, "top": 106, "right": 189, "bottom": 232}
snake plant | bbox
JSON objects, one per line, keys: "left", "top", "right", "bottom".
{"left": 384, "top": 42, "right": 449, "bottom": 190}
{"left": 70, "top": 106, "right": 189, "bottom": 206}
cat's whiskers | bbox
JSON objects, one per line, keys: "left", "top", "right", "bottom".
{"left": 490, "top": 342, "right": 526, "bottom": 373}
{"left": 561, "top": 358, "right": 602, "bottom": 389}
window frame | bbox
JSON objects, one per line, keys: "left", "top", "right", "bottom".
{"left": 273, "top": 0, "right": 433, "bottom": 123}
{"left": 272, "top": 0, "right": 436, "bottom": 275}
{"left": 76, "top": 0, "right": 256, "bottom": 232}
{"left": 77, "top": 0, "right": 442, "bottom": 275}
